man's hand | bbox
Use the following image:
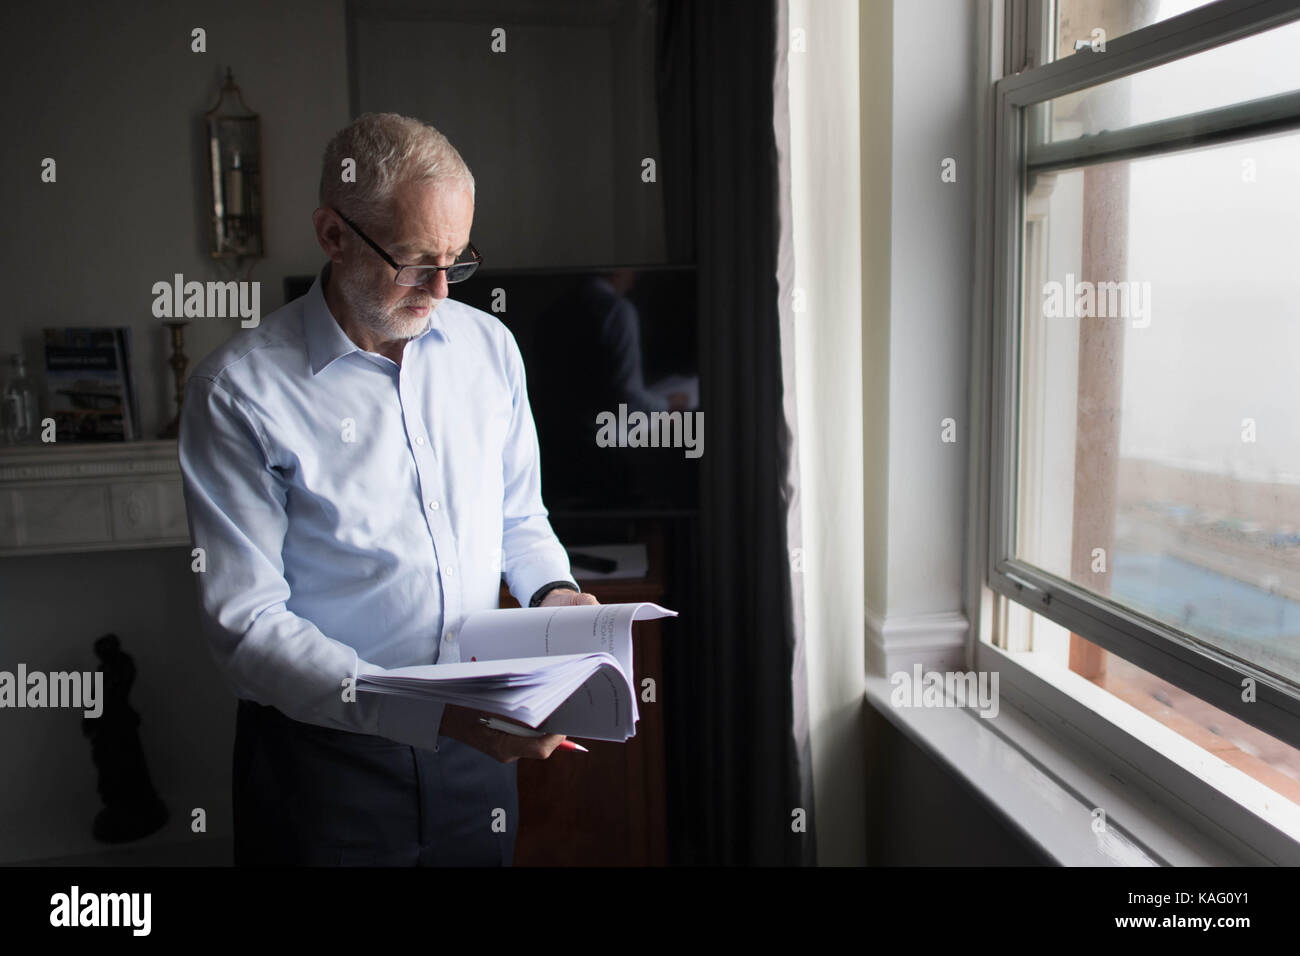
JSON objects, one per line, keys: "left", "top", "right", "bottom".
{"left": 439, "top": 703, "right": 568, "bottom": 763}
{"left": 539, "top": 588, "right": 600, "bottom": 608}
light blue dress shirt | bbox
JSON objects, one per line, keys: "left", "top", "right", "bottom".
{"left": 177, "top": 265, "right": 577, "bottom": 752}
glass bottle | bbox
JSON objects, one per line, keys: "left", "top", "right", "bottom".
{"left": 1, "top": 354, "right": 39, "bottom": 445}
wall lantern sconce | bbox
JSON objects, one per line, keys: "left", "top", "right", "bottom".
{"left": 203, "top": 68, "right": 264, "bottom": 262}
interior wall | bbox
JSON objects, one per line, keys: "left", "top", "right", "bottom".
{"left": 883, "top": 0, "right": 974, "bottom": 620}
{"left": 349, "top": 0, "right": 666, "bottom": 269}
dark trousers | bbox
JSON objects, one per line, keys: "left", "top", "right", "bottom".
{"left": 232, "top": 699, "right": 518, "bottom": 866}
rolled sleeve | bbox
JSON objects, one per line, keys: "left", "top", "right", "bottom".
{"left": 178, "top": 375, "right": 447, "bottom": 751}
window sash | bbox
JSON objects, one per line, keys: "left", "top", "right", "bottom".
{"left": 987, "top": 0, "right": 1300, "bottom": 750}
{"left": 1026, "top": 87, "right": 1300, "bottom": 173}
{"left": 1005, "top": 0, "right": 1300, "bottom": 99}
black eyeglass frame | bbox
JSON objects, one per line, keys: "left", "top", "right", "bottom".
{"left": 329, "top": 205, "right": 482, "bottom": 285}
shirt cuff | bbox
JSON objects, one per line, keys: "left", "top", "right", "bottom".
{"left": 354, "top": 658, "right": 446, "bottom": 752}
{"left": 506, "top": 548, "right": 577, "bottom": 608}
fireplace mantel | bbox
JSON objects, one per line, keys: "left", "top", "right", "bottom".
{"left": 0, "top": 440, "right": 189, "bottom": 556}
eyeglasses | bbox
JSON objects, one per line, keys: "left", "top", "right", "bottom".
{"left": 330, "top": 205, "right": 482, "bottom": 285}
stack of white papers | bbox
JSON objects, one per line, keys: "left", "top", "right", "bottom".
{"left": 356, "top": 602, "right": 676, "bottom": 742}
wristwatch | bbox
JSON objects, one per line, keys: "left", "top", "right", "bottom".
{"left": 529, "top": 581, "right": 581, "bottom": 607}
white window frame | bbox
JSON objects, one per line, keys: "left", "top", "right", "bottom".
{"left": 967, "top": 0, "right": 1300, "bottom": 862}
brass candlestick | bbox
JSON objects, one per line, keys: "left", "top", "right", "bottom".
{"left": 158, "top": 321, "right": 189, "bottom": 439}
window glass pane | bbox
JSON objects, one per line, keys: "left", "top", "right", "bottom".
{"left": 1015, "top": 125, "right": 1300, "bottom": 685}
{"left": 1054, "top": 0, "right": 1221, "bottom": 62}
{"left": 1040, "top": 16, "right": 1300, "bottom": 149}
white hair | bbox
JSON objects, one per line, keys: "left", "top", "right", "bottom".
{"left": 319, "top": 112, "right": 475, "bottom": 227}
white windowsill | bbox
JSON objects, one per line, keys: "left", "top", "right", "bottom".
{"left": 864, "top": 673, "right": 1274, "bottom": 866}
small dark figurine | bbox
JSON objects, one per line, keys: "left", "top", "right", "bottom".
{"left": 81, "top": 633, "right": 169, "bottom": 843}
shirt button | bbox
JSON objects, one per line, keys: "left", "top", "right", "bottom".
{"left": 444, "top": 565, "right": 455, "bottom": 576}
{"left": 415, "top": 436, "right": 425, "bottom": 446}
{"left": 444, "top": 632, "right": 454, "bottom": 643}
{"left": 428, "top": 500, "right": 439, "bottom": 511}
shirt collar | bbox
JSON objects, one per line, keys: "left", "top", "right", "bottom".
{"left": 303, "top": 263, "right": 451, "bottom": 376}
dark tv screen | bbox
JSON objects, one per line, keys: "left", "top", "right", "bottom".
{"left": 452, "top": 266, "right": 700, "bottom": 514}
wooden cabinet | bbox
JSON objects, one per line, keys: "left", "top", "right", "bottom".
{"left": 500, "top": 532, "right": 668, "bottom": 866}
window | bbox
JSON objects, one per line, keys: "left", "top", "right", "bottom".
{"left": 981, "top": 0, "right": 1300, "bottom": 842}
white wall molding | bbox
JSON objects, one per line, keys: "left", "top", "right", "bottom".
{"left": 865, "top": 606, "right": 969, "bottom": 677}
{"left": 0, "top": 440, "right": 179, "bottom": 483}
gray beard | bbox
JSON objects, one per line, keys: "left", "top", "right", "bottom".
{"left": 338, "top": 271, "right": 433, "bottom": 341}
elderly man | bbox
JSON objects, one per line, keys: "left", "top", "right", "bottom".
{"left": 178, "top": 112, "right": 597, "bottom": 866}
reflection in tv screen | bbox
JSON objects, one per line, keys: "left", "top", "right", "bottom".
{"left": 451, "top": 266, "right": 700, "bottom": 514}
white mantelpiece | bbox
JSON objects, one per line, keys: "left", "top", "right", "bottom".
{"left": 0, "top": 441, "right": 189, "bottom": 556}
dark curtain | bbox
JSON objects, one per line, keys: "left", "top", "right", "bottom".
{"left": 655, "top": 0, "right": 813, "bottom": 866}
